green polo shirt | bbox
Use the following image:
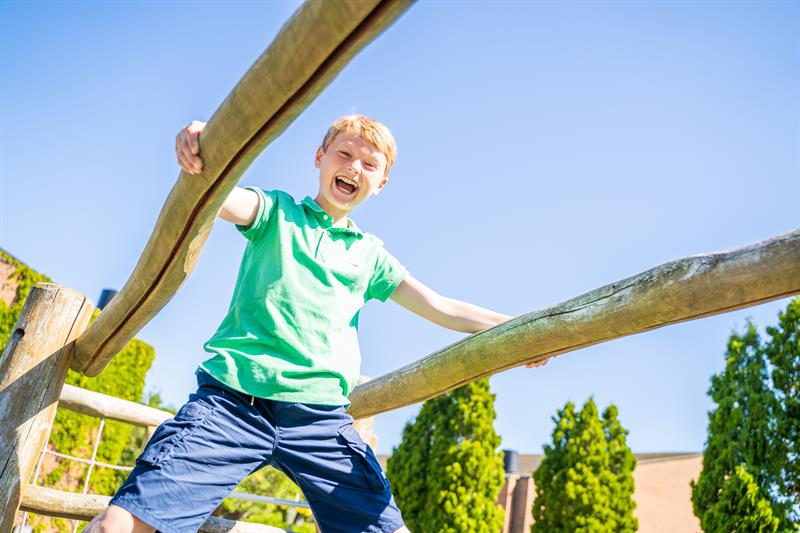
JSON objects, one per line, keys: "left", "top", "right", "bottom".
{"left": 198, "top": 187, "right": 408, "bottom": 407}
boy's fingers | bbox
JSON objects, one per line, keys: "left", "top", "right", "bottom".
{"left": 178, "top": 140, "right": 199, "bottom": 174}
{"left": 180, "top": 139, "right": 192, "bottom": 162}
{"left": 186, "top": 142, "right": 203, "bottom": 172}
{"left": 178, "top": 140, "right": 189, "bottom": 166}
{"left": 175, "top": 122, "right": 206, "bottom": 174}
{"left": 181, "top": 132, "right": 202, "bottom": 165}
{"left": 525, "top": 359, "right": 548, "bottom": 368}
{"left": 188, "top": 119, "right": 206, "bottom": 133}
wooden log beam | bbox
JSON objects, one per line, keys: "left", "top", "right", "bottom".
{"left": 0, "top": 284, "right": 93, "bottom": 532}
{"left": 21, "top": 485, "right": 288, "bottom": 532}
{"left": 72, "top": 0, "right": 414, "bottom": 376}
{"left": 347, "top": 230, "right": 800, "bottom": 420}
{"left": 58, "top": 384, "right": 171, "bottom": 427}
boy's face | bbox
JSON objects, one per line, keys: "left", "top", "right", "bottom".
{"left": 314, "top": 130, "right": 389, "bottom": 218}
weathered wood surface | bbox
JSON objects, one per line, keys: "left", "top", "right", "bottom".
{"left": 348, "top": 230, "right": 800, "bottom": 420}
{"left": 72, "top": 0, "right": 415, "bottom": 376}
{"left": 145, "top": 424, "right": 158, "bottom": 446}
{"left": 352, "top": 374, "right": 379, "bottom": 448}
{"left": 21, "top": 485, "right": 288, "bottom": 532}
{"left": 59, "top": 383, "right": 171, "bottom": 427}
{"left": 0, "top": 284, "right": 93, "bottom": 532}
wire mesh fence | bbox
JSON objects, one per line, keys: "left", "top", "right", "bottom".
{"left": 14, "top": 395, "right": 311, "bottom": 533}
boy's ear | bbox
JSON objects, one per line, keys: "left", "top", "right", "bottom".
{"left": 374, "top": 176, "right": 389, "bottom": 195}
{"left": 314, "top": 146, "right": 324, "bottom": 168}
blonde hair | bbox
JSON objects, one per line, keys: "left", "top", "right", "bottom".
{"left": 321, "top": 115, "right": 397, "bottom": 175}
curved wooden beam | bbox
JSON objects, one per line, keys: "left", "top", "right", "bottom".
{"left": 347, "top": 230, "right": 800, "bottom": 420}
{"left": 71, "top": 0, "right": 414, "bottom": 376}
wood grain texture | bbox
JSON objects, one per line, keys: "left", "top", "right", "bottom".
{"left": 21, "top": 485, "right": 288, "bottom": 531}
{"left": 59, "top": 384, "right": 171, "bottom": 427}
{"left": 0, "top": 283, "right": 93, "bottom": 532}
{"left": 72, "top": 0, "right": 414, "bottom": 376}
{"left": 347, "top": 230, "right": 800, "bottom": 420}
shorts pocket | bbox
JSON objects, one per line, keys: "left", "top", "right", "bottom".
{"left": 336, "top": 424, "right": 389, "bottom": 492}
{"left": 137, "top": 400, "right": 212, "bottom": 467}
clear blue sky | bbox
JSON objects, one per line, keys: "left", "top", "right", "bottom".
{"left": 2, "top": 1, "right": 798, "bottom": 455}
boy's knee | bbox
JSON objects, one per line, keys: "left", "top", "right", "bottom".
{"left": 83, "top": 505, "right": 154, "bottom": 533}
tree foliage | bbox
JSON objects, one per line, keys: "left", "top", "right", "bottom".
{"left": 1, "top": 250, "right": 155, "bottom": 531}
{"left": 0, "top": 249, "right": 51, "bottom": 346}
{"left": 214, "top": 466, "right": 316, "bottom": 532}
{"left": 386, "top": 377, "right": 505, "bottom": 533}
{"left": 691, "top": 298, "right": 799, "bottom": 530}
{"left": 704, "top": 465, "right": 780, "bottom": 533}
{"left": 532, "top": 398, "right": 637, "bottom": 532}
{"left": 764, "top": 298, "right": 799, "bottom": 509}
{"left": 602, "top": 404, "right": 638, "bottom": 531}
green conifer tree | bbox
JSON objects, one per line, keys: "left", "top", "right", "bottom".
{"left": 533, "top": 398, "right": 636, "bottom": 532}
{"left": 764, "top": 298, "right": 799, "bottom": 522}
{"left": 531, "top": 401, "right": 576, "bottom": 530}
{"left": 704, "top": 465, "right": 780, "bottom": 533}
{"left": 386, "top": 397, "right": 438, "bottom": 528}
{"left": 386, "top": 377, "right": 505, "bottom": 533}
{"left": 691, "top": 310, "right": 794, "bottom": 530}
{"left": 602, "top": 404, "right": 638, "bottom": 532}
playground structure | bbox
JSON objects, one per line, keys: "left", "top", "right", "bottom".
{"left": 1, "top": 0, "right": 799, "bottom": 530}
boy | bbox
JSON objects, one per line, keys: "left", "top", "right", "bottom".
{"left": 86, "top": 115, "right": 544, "bottom": 533}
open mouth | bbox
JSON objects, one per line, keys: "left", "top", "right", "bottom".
{"left": 335, "top": 176, "right": 358, "bottom": 196}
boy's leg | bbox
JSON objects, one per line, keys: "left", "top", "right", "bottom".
{"left": 267, "top": 401, "right": 406, "bottom": 533}
{"left": 99, "top": 371, "right": 279, "bottom": 533}
{"left": 83, "top": 504, "right": 153, "bottom": 533}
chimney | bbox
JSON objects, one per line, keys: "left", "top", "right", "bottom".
{"left": 97, "top": 289, "right": 118, "bottom": 310}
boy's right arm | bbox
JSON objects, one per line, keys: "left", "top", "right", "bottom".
{"left": 175, "top": 120, "right": 259, "bottom": 228}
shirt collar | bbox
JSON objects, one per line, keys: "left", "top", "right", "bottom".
{"left": 302, "top": 196, "right": 363, "bottom": 238}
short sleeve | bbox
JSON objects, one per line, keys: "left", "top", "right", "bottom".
{"left": 236, "top": 187, "right": 277, "bottom": 241}
{"left": 366, "top": 245, "right": 409, "bottom": 302}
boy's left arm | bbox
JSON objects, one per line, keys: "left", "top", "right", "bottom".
{"left": 389, "top": 276, "right": 547, "bottom": 368}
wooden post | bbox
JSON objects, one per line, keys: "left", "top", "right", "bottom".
{"left": 352, "top": 375, "right": 379, "bottom": 449}
{"left": 144, "top": 425, "right": 158, "bottom": 447}
{"left": 0, "top": 283, "right": 93, "bottom": 532}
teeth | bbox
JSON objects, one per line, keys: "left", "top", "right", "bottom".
{"left": 337, "top": 176, "right": 358, "bottom": 188}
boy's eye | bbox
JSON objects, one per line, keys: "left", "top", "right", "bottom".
{"left": 338, "top": 151, "right": 350, "bottom": 157}
{"left": 365, "top": 163, "right": 376, "bottom": 170}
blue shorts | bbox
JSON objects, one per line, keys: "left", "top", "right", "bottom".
{"left": 109, "top": 370, "right": 405, "bottom": 533}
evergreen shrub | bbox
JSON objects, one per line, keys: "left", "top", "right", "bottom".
{"left": 386, "top": 377, "right": 506, "bottom": 532}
